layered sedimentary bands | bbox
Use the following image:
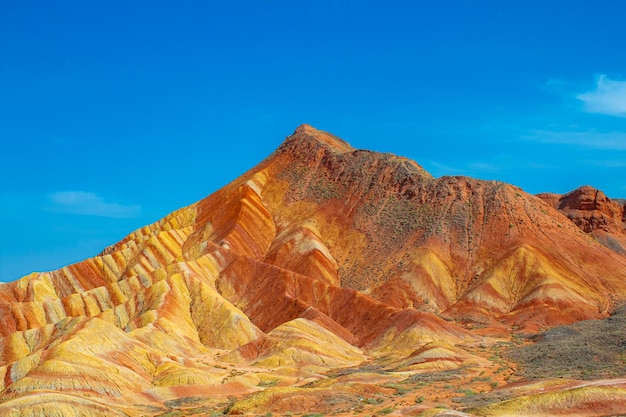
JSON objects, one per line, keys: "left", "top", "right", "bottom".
{"left": 2, "top": 125, "right": 626, "bottom": 416}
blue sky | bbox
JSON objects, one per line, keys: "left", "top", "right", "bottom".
{"left": 1, "top": 1, "right": 626, "bottom": 281}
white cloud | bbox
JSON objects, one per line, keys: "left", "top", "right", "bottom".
{"left": 47, "top": 191, "right": 140, "bottom": 218}
{"left": 468, "top": 162, "right": 500, "bottom": 172}
{"left": 426, "top": 160, "right": 504, "bottom": 178}
{"left": 582, "top": 159, "right": 626, "bottom": 168}
{"left": 426, "top": 161, "right": 467, "bottom": 177}
{"left": 577, "top": 74, "right": 626, "bottom": 117}
{"left": 523, "top": 130, "right": 626, "bottom": 150}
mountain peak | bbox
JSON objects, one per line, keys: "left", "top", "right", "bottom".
{"left": 278, "top": 124, "right": 355, "bottom": 154}
{"left": 293, "top": 123, "right": 317, "bottom": 134}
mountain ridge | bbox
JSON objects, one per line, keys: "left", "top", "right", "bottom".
{"left": 1, "top": 124, "right": 626, "bottom": 416}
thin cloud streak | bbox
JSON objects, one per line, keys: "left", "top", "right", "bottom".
{"left": 425, "top": 161, "right": 468, "bottom": 177}
{"left": 468, "top": 162, "right": 500, "bottom": 172}
{"left": 582, "top": 159, "right": 626, "bottom": 168}
{"left": 523, "top": 130, "right": 626, "bottom": 150}
{"left": 577, "top": 75, "right": 626, "bottom": 117}
{"left": 47, "top": 191, "right": 140, "bottom": 218}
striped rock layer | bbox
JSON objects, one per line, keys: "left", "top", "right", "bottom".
{"left": 1, "top": 125, "right": 626, "bottom": 416}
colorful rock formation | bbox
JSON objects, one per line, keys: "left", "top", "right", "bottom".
{"left": 538, "top": 186, "right": 626, "bottom": 255}
{"left": 1, "top": 125, "right": 625, "bottom": 416}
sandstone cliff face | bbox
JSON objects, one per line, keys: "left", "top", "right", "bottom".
{"left": 1, "top": 125, "right": 625, "bottom": 416}
{"left": 538, "top": 186, "right": 626, "bottom": 255}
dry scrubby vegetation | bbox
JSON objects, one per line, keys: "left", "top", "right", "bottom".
{"left": 508, "top": 304, "right": 626, "bottom": 380}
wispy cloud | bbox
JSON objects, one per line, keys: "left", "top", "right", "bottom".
{"left": 47, "top": 191, "right": 140, "bottom": 218}
{"left": 426, "top": 160, "right": 505, "bottom": 178}
{"left": 577, "top": 74, "right": 626, "bottom": 117}
{"left": 523, "top": 130, "right": 626, "bottom": 150}
{"left": 582, "top": 159, "right": 626, "bottom": 168}
{"left": 468, "top": 162, "right": 500, "bottom": 172}
{"left": 426, "top": 161, "right": 468, "bottom": 177}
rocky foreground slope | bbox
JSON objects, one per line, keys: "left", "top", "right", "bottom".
{"left": 1, "top": 125, "right": 626, "bottom": 416}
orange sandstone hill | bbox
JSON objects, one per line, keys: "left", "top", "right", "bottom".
{"left": 1, "top": 125, "right": 626, "bottom": 417}
{"left": 537, "top": 186, "right": 626, "bottom": 256}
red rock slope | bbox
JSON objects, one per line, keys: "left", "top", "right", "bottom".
{"left": 538, "top": 186, "right": 626, "bottom": 256}
{"left": 1, "top": 125, "right": 626, "bottom": 416}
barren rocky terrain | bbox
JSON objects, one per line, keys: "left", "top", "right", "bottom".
{"left": 1, "top": 125, "right": 625, "bottom": 416}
